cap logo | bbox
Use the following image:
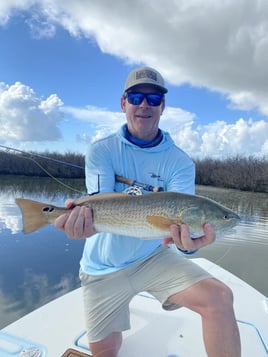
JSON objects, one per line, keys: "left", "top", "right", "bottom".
{"left": 136, "top": 69, "right": 157, "bottom": 82}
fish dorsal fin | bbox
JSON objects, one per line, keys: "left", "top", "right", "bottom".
{"left": 75, "top": 192, "right": 127, "bottom": 205}
{"left": 146, "top": 215, "right": 175, "bottom": 231}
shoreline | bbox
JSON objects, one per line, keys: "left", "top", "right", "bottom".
{"left": 0, "top": 151, "right": 267, "bottom": 193}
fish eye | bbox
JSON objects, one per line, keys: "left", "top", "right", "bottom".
{"left": 223, "top": 215, "right": 229, "bottom": 220}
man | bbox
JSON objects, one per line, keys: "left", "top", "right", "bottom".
{"left": 55, "top": 66, "right": 241, "bottom": 357}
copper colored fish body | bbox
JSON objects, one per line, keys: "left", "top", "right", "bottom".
{"left": 15, "top": 192, "right": 240, "bottom": 238}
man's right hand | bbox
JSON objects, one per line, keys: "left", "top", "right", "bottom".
{"left": 54, "top": 200, "right": 97, "bottom": 239}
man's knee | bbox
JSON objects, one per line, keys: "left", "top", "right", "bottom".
{"left": 197, "top": 278, "right": 235, "bottom": 316}
{"left": 209, "top": 278, "right": 233, "bottom": 304}
{"left": 168, "top": 278, "right": 234, "bottom": 314}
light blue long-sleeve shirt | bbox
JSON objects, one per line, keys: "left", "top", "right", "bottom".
{"left": 80, "top": 125, "right": 195, "bottom": 275}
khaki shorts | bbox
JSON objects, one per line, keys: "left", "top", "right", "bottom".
{"left": 79, "top": 245, "right": 212, "bottom": 342}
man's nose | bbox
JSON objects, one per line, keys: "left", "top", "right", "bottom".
{"left": 139, "top": 97, "right": 149, "bottom": 106}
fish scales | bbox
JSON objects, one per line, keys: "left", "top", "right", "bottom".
{"left": 77, "top": 192, "right": 180, "bottom": 238}
{"left": 15, "top": 192, "right": 240, "bottom": 238}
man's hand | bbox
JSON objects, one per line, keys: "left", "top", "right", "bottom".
{"left": 54, "top": 200, "right": 97, "bottom": 239}
{"left": 162, "top": 223, "right": 216, "bottom": 252}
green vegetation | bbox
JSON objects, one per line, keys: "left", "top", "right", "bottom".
{"left": 0, "top": 151, "right": 267, "bottom": 192}
{"left": 0, "top": 151, "right": 84, "bottom": 179}
{"left": 195, "top": 156, "right": 268, "bottom": 192}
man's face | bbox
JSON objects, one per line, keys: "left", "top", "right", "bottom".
{"left": 121, "top": 84, "right": 165, "bottom": 141}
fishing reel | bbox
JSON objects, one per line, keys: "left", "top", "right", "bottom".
{"left": 124, "top": 186, "right": 143, "bottom": 195}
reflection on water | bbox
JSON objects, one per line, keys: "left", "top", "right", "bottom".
{"left": 196, "top": 185, "right": 268, "bottom": 297}
{"left": 0, "top": 177, "right": 267, "bottom": 329}
{"left": 0, "top": 176, "right": 86, "bottom": 329}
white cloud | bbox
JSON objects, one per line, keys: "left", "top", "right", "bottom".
{"left": 199, "top": 118, "right": 268, "bottom": 158}
{"left": 0, "top": 1, "right": 268, "bottom": 158}
{"left": 0, "top": 81, "right": 63, "bottom": 142}
{"left": 25, "top": 11, "right": 57, "bottom": 38}
{"left": 168, "top": 115, "right": 268, "bottom": 159}
{"left": 63, "top": 105, "right": 125, "bottom": 125}
{"left": 63, "top": 104, "right": 268, "bottom": 158}
{"left": 1, "top": 0, "right": 268, "bottom": 115}
{"left": 0, "top": 80, "right": 267, "bottom": 158}
{"left": 0, "top": 193, "right": 22, "bottom": 234}
{"left": 63, "top": 105, "right": 125, "bottom": 143}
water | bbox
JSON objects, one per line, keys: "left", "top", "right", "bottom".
{"left": 0, "top": 176, "right": 267, "bottom": 329}
{"left": 195, "top": 185, "right": 268, "bottom": 297}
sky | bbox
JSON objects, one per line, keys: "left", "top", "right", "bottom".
{"left": 0, "top": 0, "right": 268, "bottom": 159}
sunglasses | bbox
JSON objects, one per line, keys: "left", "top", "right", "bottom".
{"left": 124, "top": 92, "right": 164, "bottom": 106}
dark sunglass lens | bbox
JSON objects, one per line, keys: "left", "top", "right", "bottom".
{"left": 127, "top": 93, "right": 144, "bottom": 105}
{"left": 126, "top": 92, "right": 163, "bottom": 106}
{"left": 146, "top": 94, "right": 163, "bottom": 106}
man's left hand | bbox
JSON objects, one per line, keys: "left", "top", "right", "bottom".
{"left": 162, "top": 223, "right": 216, "bottom": 252}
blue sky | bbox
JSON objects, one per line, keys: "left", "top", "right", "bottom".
{"left": 0, "top": 1, "right": 268, "bottom": 158}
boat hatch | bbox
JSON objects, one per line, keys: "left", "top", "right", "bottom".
{"left": 0, "top": 331, "right": 46, "bottom": 356}
{"left": 74, "top": 318, "right": 268, "bottom": 357}
{"left": 238, "top": 320, "right": 268, "bottom": 355}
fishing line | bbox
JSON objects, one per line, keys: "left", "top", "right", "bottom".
{"left": 26, "top": 157, "right": 84, "bottom": 194}
{"left": 0, "top": 145, "right": 164, "bottom": 194}
{"left": 213, "top": 246, "right": 232, "bottom": 266}
{"left": 0, "top": 144, "right": 84, "bottom": 194}
{"left": 0, "top": 144, "right": 84, "bottom": 170}
{"left": 201, "top": 246, "right": 233, "bottom": 276}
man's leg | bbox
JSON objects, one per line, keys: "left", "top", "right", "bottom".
{"left": 167, "top": 278, "right": 241, "bottom": 357}
{"left": 89, "top": 332, "right": 122, "bottom": 357}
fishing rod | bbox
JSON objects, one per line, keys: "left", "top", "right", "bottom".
{"left": 115, "top": 175, "right": 163, "bottom": 193}
{"left": 0, "top": 144, "right": 85, "bottom": 193}
{"left": 0, "top": 144, "right": 84, "bottom": 170}
{"left": 0, "top": 144, "right": 163, "bottom": 193}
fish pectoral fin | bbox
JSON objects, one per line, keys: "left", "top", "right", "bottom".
{"left": 146, "top": 215, "right": 175, "bottom": 231}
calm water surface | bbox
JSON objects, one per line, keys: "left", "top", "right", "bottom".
{"left": 0, "top": 176, "right": 267, "bottom": 329}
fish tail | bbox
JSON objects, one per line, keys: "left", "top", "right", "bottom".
{"left": 15, "top": 198, "right": 54, "bottom": 234}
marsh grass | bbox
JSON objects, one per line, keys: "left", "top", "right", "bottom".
{"left": 0, "top": 151, "right": 267, "bottom": 192}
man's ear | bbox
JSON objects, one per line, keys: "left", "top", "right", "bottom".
{"left": 121, "top": 96, "right": 126, "bottom": 112}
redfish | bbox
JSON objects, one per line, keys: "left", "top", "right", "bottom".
{"left": 16, "top": 192, "right": 240, "bottom": 238}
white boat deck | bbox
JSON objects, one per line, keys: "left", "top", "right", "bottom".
{"left": 1, "top": 258, "right": 267, "bottom": 356}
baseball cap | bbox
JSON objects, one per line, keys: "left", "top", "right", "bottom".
{"left": 123, "top": 66, "right": 168, "bottom": 94}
